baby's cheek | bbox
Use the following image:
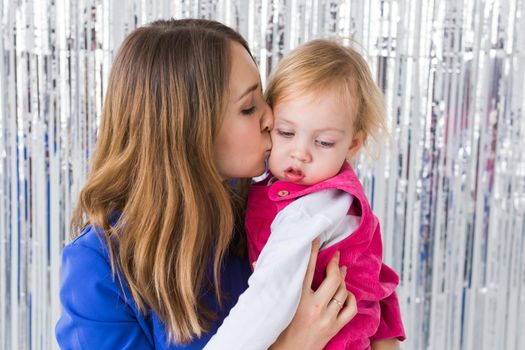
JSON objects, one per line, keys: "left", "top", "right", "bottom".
{"left": 267, "top": 153, "right": 280, "bottom": 174}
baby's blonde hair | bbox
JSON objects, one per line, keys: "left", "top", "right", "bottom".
{"left": 265, "top": 39, "right": 387, "bottom": 154}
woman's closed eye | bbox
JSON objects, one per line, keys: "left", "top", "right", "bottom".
{"left": 316, "top": 140, "right": 335, "bottom": 148}
{"left": 241, "top": 105, "right": 256, "bottom": 115}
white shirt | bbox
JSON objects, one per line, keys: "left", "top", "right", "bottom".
{"left": 204, "top": 189, "right": 360, "bottom": 350}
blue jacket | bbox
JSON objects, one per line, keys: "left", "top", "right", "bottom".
{"left": 55, "top": 225, "right": 251, "bottom": 349}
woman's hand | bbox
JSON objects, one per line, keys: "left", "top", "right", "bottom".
{"left": 270, "top": 238, "right": 357, "bottom": 350}
{"left": 371, "top": 338, "right": 401, "bottom": 350}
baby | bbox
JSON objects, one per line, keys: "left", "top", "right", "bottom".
{"left": 206, "top": 39, "right": 405, "bottom": 350}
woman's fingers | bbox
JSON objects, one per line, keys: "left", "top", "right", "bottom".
{"left": 326, "top": 266, "right": 348, "bottom": 314}
{"left": 337, "top": 290, "right": 357, "bottom": 326}
{"left": 281, "top": 248, "right": 357, "bottom": 349}
{"left": 315, "top": 251, "right": 342, "bottom": 302}
{"left": 303, "top": 238, "right": 321, "bottom": 291}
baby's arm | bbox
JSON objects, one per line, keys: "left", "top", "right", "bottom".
{"left": 204, "top": 189, "right": 352, "bottom": 350}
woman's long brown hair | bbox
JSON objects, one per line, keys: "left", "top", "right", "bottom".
{"left": 70, "top": 19, "right": 251, "bottom": 344}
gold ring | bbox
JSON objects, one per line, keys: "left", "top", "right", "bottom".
{"left": 330, "top": 298, "right": 344, "bottom": 308}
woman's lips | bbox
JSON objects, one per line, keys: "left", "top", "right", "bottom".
{"left": 284, "top": 167, "right": 304, "bottom": 182}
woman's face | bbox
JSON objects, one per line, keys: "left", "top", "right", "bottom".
{"left": 214, "top": 42, "right": 273, "bottom": 180}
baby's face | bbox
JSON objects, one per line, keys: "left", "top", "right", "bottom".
{"left": 268, "top": 90, "right": 358, "bottom": 185}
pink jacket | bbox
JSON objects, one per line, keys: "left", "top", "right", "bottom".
{"left": 246, "top": 162, "right": 405, "bottom": 349}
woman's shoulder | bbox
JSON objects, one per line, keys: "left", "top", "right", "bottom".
{"left": 64, "top": 222, "right": 115, "bottom": 264}
{"left": 59, "top": 222, "right": 133, "bottom": 318}
{"left": 60, "top": 224, "right": 122, "bottom": 297}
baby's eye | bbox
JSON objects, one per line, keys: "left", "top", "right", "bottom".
{"left": 277, "top": 130, "right": 294, "bottom": 138}
{"left": 241, "top": 106, "right": 256, "bottom": 115}
{"left": 316, "top": 140, "right": 335, "bottom": 148}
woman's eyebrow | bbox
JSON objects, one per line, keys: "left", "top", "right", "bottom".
{"left": 236, "top": 83, "right": 259, "bottom": 101}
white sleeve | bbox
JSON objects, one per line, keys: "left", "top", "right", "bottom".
{"left": 204, "top": 189, "right": 352, "bottom": 350}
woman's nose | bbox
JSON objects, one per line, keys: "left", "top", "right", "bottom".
{"left": 261, "top": 103, "right": 274, "bottom": 132}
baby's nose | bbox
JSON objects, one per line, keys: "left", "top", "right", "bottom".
{"left": 291, "top": 148, "right": 311, "bottom": 163}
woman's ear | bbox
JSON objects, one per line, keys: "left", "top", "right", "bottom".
{"left": 346, "top": 131, "right": 364, "bottom": 160}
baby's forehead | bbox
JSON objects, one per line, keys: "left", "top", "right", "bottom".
{"left": 273, "top": 87, "right": 356, "bottom": 118}
{"left": 274, "top": 116, "right": 350, "bottom": 131}
{"left": 276, "top": 81, "right": 355, "bottom": 104}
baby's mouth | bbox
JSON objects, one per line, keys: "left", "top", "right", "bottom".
{"left": 286, "top": 167, "right": 302, "bottom": 175}
{"left": 284, "top": 167, "right": 305, "bottom": 182}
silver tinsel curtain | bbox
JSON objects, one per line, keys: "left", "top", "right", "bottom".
{"left": 1, "top": 0, "right": 524, "bottom": 349}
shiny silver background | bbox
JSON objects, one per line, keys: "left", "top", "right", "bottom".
{"left": 1, "top": 0, "right": 524, "bottom": 349}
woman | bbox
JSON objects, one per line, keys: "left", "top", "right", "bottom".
{"left": 55, "top": 19, "right": 400, "bottom": 349}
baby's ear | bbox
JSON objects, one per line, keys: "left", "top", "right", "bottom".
{"left": 346, "top": 131, "right": 364, "bottom": 160}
